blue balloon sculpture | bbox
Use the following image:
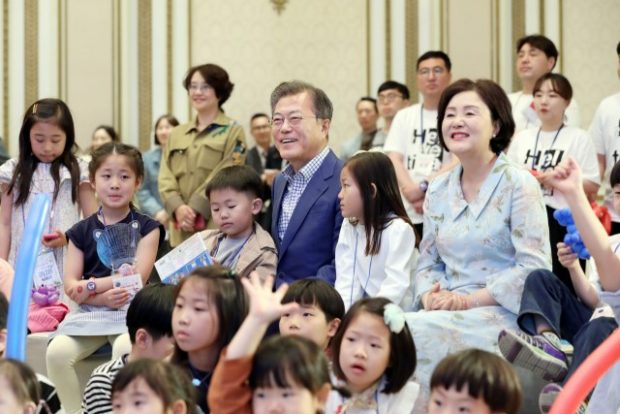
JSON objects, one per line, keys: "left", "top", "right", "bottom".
{"left": 553, "top": 208, "right": 591, "bottom": 260}
{"left": 6, "top": 194, "right": 51, "bottom": 360}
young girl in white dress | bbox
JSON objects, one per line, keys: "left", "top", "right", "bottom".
{"left": 335, "top": 151, "right": 418, "bottom": 310}
{"left": 0, "top": 99, "right": 97, "bottom": 278}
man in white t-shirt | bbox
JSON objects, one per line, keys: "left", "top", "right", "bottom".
{"left": 590, "top": 40, "right": 620, "bottom": 235}
{"left": 383, "top": 51, "right": 454, "bottom": 234}
{"left": 508, "top": 34, "right": 580, "bottom": 133}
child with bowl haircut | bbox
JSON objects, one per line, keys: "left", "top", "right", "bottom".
{"left": 203, "top": 165, "right": 277, "bottom": 279}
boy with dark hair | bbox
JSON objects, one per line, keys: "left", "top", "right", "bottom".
{"left": 509, "top": 34, "right": 580, "bottom": 132}
{"left": 0, "top": 292, "right": 63, "bottom": 413}
{"left": 203, "top": 165, "right": 277, "bottom": 280}
{"left": 82, "top": 283, "right": 176, "bottom": 414}
{"left": 429, "top": 348, "right": 522, "bottom": 414}
{"left": 279, "top": 278, "right": 344, "bottom": 351}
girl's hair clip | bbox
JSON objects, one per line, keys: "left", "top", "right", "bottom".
{"left": 32, "top": 103, "right": 38, "bottom": 114}
{"left": 383, "top": 303, "right": 406, "bottom": 334}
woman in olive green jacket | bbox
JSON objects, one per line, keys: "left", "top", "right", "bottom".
{"left": 159, "top": 63, "right": 247, "bottom": 246}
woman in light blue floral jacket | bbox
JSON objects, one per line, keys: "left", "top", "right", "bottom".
{"left": 406, "top": 79, "right": 552, "bottom": 413}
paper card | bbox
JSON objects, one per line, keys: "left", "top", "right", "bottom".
{"left": 33, "top": 251, "right": 63, "bottom": 288}
{"left": 155, "top": 233, "right": 214, "bottom": 285}
{"left": 111, "top": 273, "right": 143, "bottom": 311}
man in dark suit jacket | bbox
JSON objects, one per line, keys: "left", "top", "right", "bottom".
{"left": 245, "top": 113, "right": 283, "bottom": 230}
{"left": 270, "top": 81, "right": 344, "bottom": 287}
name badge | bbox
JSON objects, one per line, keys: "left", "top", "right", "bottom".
{"left": 33, "top": 251, "right": 62, "bottom": 288}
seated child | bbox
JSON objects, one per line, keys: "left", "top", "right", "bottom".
{"left": 111, "top": 359, "right": 197, "bottom": 414}
{"left": 279, "top": 278, "right": 344, "bottom": 351}
{"left": 203, "top": 165, "right": 277, "bottom": 279}
{"left": 0, "top": 358, "right": 43, "bottom": 414}
{"left": 428, "top": 348, "right": 522, "bottom": 414}
{"left": 82, "top": 283, "right": 176, "bottom": 413}
{"left": 326, "top": 297, "right": 419, "bottom": 413}
{"left": 0, "top": 292, "right": 63, "bottom": 413}
{"left": 208, "top": 272, "right": 334, "bottom": 414}
{"left": 171, "top": 265, "right": 249, "bottom": 414}
{"left": 544, "top": 157, "right": 620, "bottom": 414}
{"left": 499, "top": 160, "right": 620, "bottom": 412}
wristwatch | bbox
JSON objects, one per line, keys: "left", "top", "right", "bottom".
{"left": 419, "top": 180, "right": 429, "bottom": 193}
{"left": 86, "top": 277, "right": 97, "bottom": 297}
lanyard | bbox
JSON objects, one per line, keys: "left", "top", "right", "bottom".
{"left": 531, "top": 124, "right": 564, "bottom": 170}
{"left": 349, "top": 228, "right": 374, "bottom": 308}
{"left": 98, "top": 206, "right": 134, "bottom": 227}
{"left": 211, "top": 234, "right": 252, "bottom": 268}
{"left": 419, "top": 104, "right": 426, "bottom": 145}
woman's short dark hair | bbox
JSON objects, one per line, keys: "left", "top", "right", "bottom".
{"left": 93, "top": 125, "right": 120, "bottom": 143}
{"left": 533, "top": 73, "right": 573, "bottom": 103}
{"left": 437, "top": 78, "right": 515, "bottom": 154}
{"left": 431, "top": 349, "right": 522, "bottom": 414}
{"left": 183, "top": 63, "right": 234, "bottom": 107}
{"left": 331, "top": 297, "right": 416, "bottom": 394}
{"left": 153, "top": 114, "right": 179, "bottom": 145}
{"left": 112, "top": 359, "right": 197, "bottom": 414}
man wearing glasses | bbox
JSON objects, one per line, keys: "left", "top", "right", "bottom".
{"left": 384, "top": 51, "right": 454, "bottom": 236}
{"left": 269, "top": 80, "right": 344, "bottom": 288}
{"left": 376, "top": 80, "right": 411, "bottom": 145}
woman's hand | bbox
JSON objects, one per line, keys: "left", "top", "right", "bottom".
{"left": 430, "top": 291, "right": 469, "bottom": 311}
{"left": 100, "top": 288, "right": 130, "bottom": 309}
{"left": 41, "top": 230, "right": 67, "bottom": 249}
{"left": 241, "top": 272, "right": 299, "bottom": 325}
{"left": 174, "top": 205, "right": 196, "bottom": 232}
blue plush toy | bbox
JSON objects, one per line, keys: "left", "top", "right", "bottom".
{"left": 553, "top": 209, "right": 591, "bottom": 260}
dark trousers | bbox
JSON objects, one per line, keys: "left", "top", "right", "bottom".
{"left": 518, "top": 269, "right": 618, "bottom": 383}
{"left": 546, "top": 205, "right": 586, "bottom": 295}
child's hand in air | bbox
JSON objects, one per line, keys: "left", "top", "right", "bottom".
{"left": 242, "top": 272, "right": 299, "bottom": 325}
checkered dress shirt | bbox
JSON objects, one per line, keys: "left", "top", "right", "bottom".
{"left": 277, "top": 147, "right": 330, "bottom": 241}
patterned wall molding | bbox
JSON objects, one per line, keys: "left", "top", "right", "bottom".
{"left": 24, "top": 0, "right": 37, "bottom": 107}
{"left": 138, "top": 0, "right": 151, "bottom": 150}
{"left": 405, "top": 0, "right": 418, "bottom": 102}
{"left": 511, "top": 0, "right": 525, "bottom": 91}
{"left": 2, "top": 0, "right": 8, "bottom": 150}
{"left": 384, "top": 0, "right": 391, "bottom": 80}
{"left": 166, "top": 0, "right": 172, "bottom": 114}
{"left": 113, "top": 0, "right": 121, "bottom": 132}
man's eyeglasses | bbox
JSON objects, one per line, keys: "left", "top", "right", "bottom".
{"left": 377, "top": 93, "right": 404, "bottom": 103}
{"left": 271, "top": 115, "right": 317, "bottom": 128}
{"left": 417, "top": 67, "right": 446, "bottom": 77}
{"left": 188, "top": 83, "right": 212, "bottom": 93}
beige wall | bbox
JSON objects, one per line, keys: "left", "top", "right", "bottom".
{"left": 190, "top": 0, "right": 368, "bottom": 153}
{"left": 1, "top": 1, "right": 618, "bottom": 157}
{"left": 65, "top": 0, "right": 116, "bottom": 150}
{"left": 563, "top": 0, "right": 619, "bottom": 127}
